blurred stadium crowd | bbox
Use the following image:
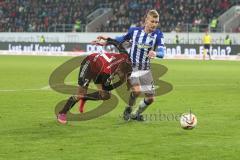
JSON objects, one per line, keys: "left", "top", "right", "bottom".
{"left": 98, "top": 0, "right": 240, "bottom": 32}
{"left": 0, "top": 0, "right": 239, "bottom": 32}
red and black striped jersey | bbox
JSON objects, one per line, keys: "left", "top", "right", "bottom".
{"left": 85, "top": 52, "right": 130, "bottom": 75}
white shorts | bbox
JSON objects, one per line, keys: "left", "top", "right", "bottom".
{"left": 128, "top": 68, "right": 155, "bottom": 95}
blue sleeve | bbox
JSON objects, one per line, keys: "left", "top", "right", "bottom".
{"left": 155, "top": 31, "right": 165, "bottom": 58}
{"left": 115, "top": 27, "right": 135, "bottom": 43}
{"left": 156, "top": 47, "right": 165, "bottom": 58}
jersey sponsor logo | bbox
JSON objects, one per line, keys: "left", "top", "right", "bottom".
{"left": 136, "top": 42, "right": 152, "bottom": 49}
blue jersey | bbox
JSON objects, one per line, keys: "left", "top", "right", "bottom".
{"left": 116, "top": 27, "right": 164, "bottom": 70}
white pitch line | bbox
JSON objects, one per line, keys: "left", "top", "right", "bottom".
{"left": 0, "top": 88, "right": 51, "bottom": 92}
{"left": 0, "top": 83, "right": 239, "bottom": 92}
{"left": 0, "top": 89, "right": 17, "bottom": 92}
{"left": 0, "top": 81, "right": 77, "bottom": 92}
{"left": 40, "top": 81, "right": 76, "bottom": 90}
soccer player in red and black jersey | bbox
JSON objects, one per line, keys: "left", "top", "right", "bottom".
{"left": 57, "top": 38, "right": 132, "bottom": 124}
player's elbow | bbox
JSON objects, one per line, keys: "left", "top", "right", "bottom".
{"left": 115, "top": 36, "right": 125, "bottom": 43}
{"left": 100, "top": 91, "right": 111, "bottom": 100}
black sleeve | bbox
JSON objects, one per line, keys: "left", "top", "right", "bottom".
{"left": 106, "top": 38, "right": 128, "bottom": 54}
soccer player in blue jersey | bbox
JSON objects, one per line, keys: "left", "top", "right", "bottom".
{"left": 98, "top": 9, "right": 165, "bottom": 121}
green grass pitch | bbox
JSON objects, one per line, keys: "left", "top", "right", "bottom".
{"left": 0, "top": 55, "right": 240, "bottom": 160}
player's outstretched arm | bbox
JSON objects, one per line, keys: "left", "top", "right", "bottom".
{"left": 92, "top": 36, "right": 128, "bottom": 54}
{"left": 91, "top": 35, "right": 110, "bottom": 46}
{"left": 97, "top": 35, "right": 109, "bottom": 40}
{"left": 106, "top": 38, "right": 128, "bottom": 54}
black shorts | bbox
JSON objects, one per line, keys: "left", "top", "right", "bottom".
{"left": 94, "top": 74, "right": 110, "bottom": 84}
{"left": 204, "top": 44, "right": 210, "bottom": 49}
{"left": 78, "top": 60, "right": 110, "bottom": 88}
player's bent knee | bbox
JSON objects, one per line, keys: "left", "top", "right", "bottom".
{"left": 132, "top": 91, "right": 141, "bottom": 97}
{"left": 74, "top": 95, "right": 82, "bottom": 101}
